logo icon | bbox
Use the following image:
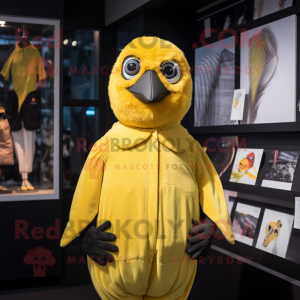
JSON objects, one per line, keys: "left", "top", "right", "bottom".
{"left": 24, "top": 246, "right": 56, "bottom": 277}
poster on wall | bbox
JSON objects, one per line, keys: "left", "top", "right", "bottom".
{"left": 240, "top": 15, "right": 297, "bottom": 125}
{"left": 230, "top": 148, "right": 264, "bottom": 185}
{"left": 232, "top": 203, "right": 262, "bottom": 245}
{"left": 254, "top": 0, "right": 294, "bottom": 20}
{"left": 256, "top": 209, "right": 294, "bottom": 258}
{"left": 262, "top": 150, "right": 300, "bottom": 191}
{"left": 194, "top": 37, "right": 235, "bottom": 127}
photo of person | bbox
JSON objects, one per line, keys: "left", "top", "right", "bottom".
{"left": 230, "top": 148, "right": 264, "bottom": 185}
{"left": 194, "top": 37, "right": 235, "bottom": 126}
{"left": 240, "top": 15, "right": 297, "bottom": 125}
{"left": 232, "top": 203, "right": 262, "bottom": 245}
{"left": 262, "top": 150, "right": 300, "bottom": 191}
{"left": 254, "top": 0, "right": 294, "bottom": 20}
{"left": 256, "top": 209, "right": 294, "bottom": 258}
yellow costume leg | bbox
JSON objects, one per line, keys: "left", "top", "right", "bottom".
{"left": 88, "top": 256, "right": 151, "bottom": 300}
{"left": 145, "top": 254, "right": 197, "bottom": 300}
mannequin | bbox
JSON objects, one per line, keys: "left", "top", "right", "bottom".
{"left": 0, "top": 32, "right": 46, "bottom": 191}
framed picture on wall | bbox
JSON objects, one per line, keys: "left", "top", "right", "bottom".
{"left": 194, "top": 36, "right": 235, "bottom": 127}
{"left": 254, "top": 0, "right": 295, "bottom": 20}
{"left": 256, "top": 209, "right": 294, "bottom": 258}
{"left": 240, "top": 15, "right": 297, "bottom": 125}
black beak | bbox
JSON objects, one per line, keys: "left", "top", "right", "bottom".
{"left": 127, "top": 70, "right": 170, "bottom": 103}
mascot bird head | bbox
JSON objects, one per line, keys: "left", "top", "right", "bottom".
{"left": 108, "top": 36, "right": 193, "bottom": 129}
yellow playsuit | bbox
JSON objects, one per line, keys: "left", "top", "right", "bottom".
{"left": 61, "top": 121, "right": 234, "bottom": 300}
{"left": 61, "top": 36, "right": 234, "bottom": 300}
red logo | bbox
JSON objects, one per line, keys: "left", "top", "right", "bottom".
{"left": 24, "top": 246, "right": 56, "bottom": 277}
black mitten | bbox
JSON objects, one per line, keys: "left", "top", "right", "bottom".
{"left": 83, "top": 220, "right": 118, "bottom": 266}
{"left": 186, "top": 212, "right": 216, "bottom": 260}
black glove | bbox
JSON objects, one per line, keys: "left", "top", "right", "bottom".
{"left": 83, "top": 220, "right": 118, "bottom": 266}
{"left": 186, "top": 215, "right": 216, "bottom": 260}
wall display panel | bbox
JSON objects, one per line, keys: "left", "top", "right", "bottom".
{"left": 240, "top": 15, "right": 297, "bottom": 125}
{"left": 232, "top": 202, "right": 262, "bottom": 245}
{"left": 261, "top": 150, "right": 300, "bottom": 191}
{"left": 254, "top": 0, "right": 295, "bottom": 20}
{"left": 194, "top": 37, "right": 235, "bottom": 127}
{"left": 256, "top": 209, "right": 294, "bottom": 258}
{"left": 0, "top": 15, "right": 60, "bottom": 201}
{"left": 230, "top": 148, "right": 264, "bottom": 185}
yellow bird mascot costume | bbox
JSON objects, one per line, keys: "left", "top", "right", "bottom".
{"left": 61, "top": 37, "right": 234, "bottom": 300}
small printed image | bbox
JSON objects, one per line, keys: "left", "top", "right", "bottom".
{"left": 256, "top": 209, "right": 294, "bottom": 258}
{"left": 254, "top": 0, "right": 294, "bottom": 20}
{"left": 205, "top": 136, "right": 238, "bottom": 177}
{"left": 230, "top": 89, "right": 246, "bottom": 121}
{"left": 230, "top": 148, "right": 264, "bottom": 186}
{"left": 232, "top": 203, "right": 262, "bottom": 245}
{"left": 262, "top": 150, "right": 300, "bottom": 190}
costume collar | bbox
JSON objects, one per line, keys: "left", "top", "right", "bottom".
{"left": 111, "top": 122, "right": 190, "bottom": 153}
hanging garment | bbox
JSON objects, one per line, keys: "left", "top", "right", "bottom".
{"left": 9, "top": 90, "right": 41, "bottom": 131}
{"left": 11, "top": 123, "right": 36, "bottom": 179}
{"left": 0, "top": 42, "right": 47, "bottom": 112}
{"left": 0, "top": 109, "right": 14, "bottom": 165}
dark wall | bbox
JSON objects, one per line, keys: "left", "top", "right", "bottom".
{"left": 0, "top": 0, "right": 63, "bottom": 19}
{"left": 0, "top": 0, "right": 64, "bottom": 293}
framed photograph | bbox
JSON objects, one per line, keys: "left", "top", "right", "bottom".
{"left": 232, "top": 202, "right": 262, "bottom": 245}
{"left": 254, "top": 0, "right": 294, "bottom": 20}
{"left": 230, "top": 148, "right": 264, "bottom": 185}
{"left": 256, "top": 209, "right": 294, "bottom": 258}
{"left": 194, "top": 37, "right": 235, "bottom": 127}
{"left": 240, "top": 15, "right": 297, "bottom": 124}
{"left": 262, "top": 150, "right": 300, "bottom": 190}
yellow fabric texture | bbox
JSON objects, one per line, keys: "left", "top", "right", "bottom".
{"left": 61, "top": 122, "right": 234, "bottom": 299}
{"left": 61, "top": 36, "right": 234, "bottom": 300}
{"left": 0, "top": 42, "right": 47, "bottom": 112}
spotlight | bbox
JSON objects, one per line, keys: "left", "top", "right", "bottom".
{"left": 72, "top": 40, "right": 77, "bottom": 46}
{"left": 0, "top": 21, "right": 6, "bottom": 26}
{"left": 63, "top": 39, "right": 69, "bottom": 45}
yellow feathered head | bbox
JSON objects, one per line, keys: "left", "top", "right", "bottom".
{"left": 108, "top": 36, "right": 193, "bottom": 128}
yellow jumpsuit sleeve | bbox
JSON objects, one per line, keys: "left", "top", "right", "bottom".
{"left": 0, "top": 54, "right": 13, "bottom": 81}
{"left": 191, "top": 138, "right": 235, "bottom": 245}
{"left": 60, "top": 131, "right": 111, "bottom": 247}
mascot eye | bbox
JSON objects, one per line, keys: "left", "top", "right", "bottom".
{"left": 268, "top": 225, "right": 271, "bottom": 231}
{"left": 161, "top": 61, "right": 181, "bottom": 84}
{"left": 122, "top": 57, "right": 141, "bottom": 80}
{"left": 274, "top": 229, "right": 278, "bottom": 236}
